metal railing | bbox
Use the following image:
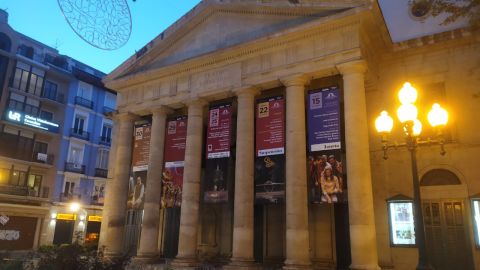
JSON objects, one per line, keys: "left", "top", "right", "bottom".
{"left": 99, "top": 136, "right": 111, "bottom": 146}
{"left": 74, "top": 96, "right": 94, "bottom": 109}
{"left": 41, "top": 90, "right": 65, "bottom": 104}
{"left": 103, "top": 106, "right": 115, "bottom": 115}
{"left": 64, "top": 162, "right": 86, "bottom": 174}
{"left": 70, "top": 128, "right": 90, "bottom": 141}
{"left": 94, "top": 168, "right": 108, "bottom": 178}
{"left": 0, "top": 185, "right": 48, "bottom": 198}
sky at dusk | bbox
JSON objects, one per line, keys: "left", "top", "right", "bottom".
{"left": 0, "top": 0, "right": 201, "bottom": 74}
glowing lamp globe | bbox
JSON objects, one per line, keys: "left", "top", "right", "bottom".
{"left": 398, "top": 82, "right": 418, "bottom": 104}
{"left": 69, "top": 202, "right": 80, "bottom": 212}
{"left": 412, "top": 119, "right": 423, "bottom": 136}
{"left": 375, "top": 111, "right": 394, "bottom": 134}
{"left": 397, "top": 103, "right": 418, "bottom": 123}
{"left": 428, "top": 103, "right": 449, "bottom": 127}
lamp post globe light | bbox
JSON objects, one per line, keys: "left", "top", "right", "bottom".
{"left": 375, "top": 82, "right": 449, "bottom": 270}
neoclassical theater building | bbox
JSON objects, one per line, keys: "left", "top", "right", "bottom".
{"left": 100, "top": 1, "right": 480, "bottom": 269}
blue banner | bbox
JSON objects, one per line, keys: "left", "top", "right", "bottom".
{"left": 307, "top": 87, "right": 341, "bottom": 152}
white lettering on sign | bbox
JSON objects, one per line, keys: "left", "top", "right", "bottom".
{"left": 0, "top": 215, "right": 9, "bottom": 225}
{"left": 8, "top": 111, "right": 21, "bottom": 122}
{"left": 0, "top": 230, "right": 20, "bottom": 240}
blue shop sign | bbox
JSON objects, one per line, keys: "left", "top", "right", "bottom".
{"left": 6, "top": 110, "right": 60, "bottom": 133}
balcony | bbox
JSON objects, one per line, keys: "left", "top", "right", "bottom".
{"left": 70, "top": 128, "right": 90, "bottom": 141}
{"left": 32, "top": 152, "right": 55, "bottom": 165}
{"left": 0, "top": 184, "right": 49, "bottom": 198}
{"left": 94, "top": 168, "right": 108, "bottom": 178}
{"left": 64, "top": 162, "right": 86, "bottom": 174}
{"left": 103, "top": 106, "right": 115, "bottom": 115}
{"left": 41, "top": 91, "right": 64, "bottom": 104}
{"left": 74, "top": 96, "right": 94, "bottom": 109}
{"left": 99, "top": 136, "right": 111, "bottom": 146}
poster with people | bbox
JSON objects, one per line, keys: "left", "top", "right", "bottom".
{"left": 204, "top": 103, "right": 232, "bottom": 203}
{"left": 254, "top": 96, "right": 286, "bottom": 204}
{"left": 161, "top": 116, "right": 187, "bottom": 208}
{"left": 127, "top": 122, "right": 151, "bottom": 209}
{"left": 307, "top": 87, "right": 346, "bottom": 204}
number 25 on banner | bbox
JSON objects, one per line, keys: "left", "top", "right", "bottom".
{"left": 258, "top": 102, "right": 269, "bottom": 118}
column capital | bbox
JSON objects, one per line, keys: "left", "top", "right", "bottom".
{"left": 336, "top": 60, "right": 367, "bottom": 75}
{"left": 280, "top": 74, "right": 310, "bottom": 88}
{"left": 113, "top": 112, "right": 138, "bottom": 122}
{"left": 150, "top": 106, "right": 173, "bottom": 116}
{"left": 233, "top": 86, "right": 260, "bottom": 98}
{"left": 184, "top": 98, "right": 208, "bottom": 108}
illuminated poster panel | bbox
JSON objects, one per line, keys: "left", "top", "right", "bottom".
{"left": 307, "top": 87, "right": 345, "bottom": 204}
{"left": 255, "top": 96, "right": 285, "bottom": 204}
{"left": 161, "top": 116, "right": 187, "bottom": 208}
{"left": 389, "top": 202, "right": 416, "bottom": 245}
{"left": 127, "top": 122, "right": 151, "bottom": 210}
{"left": 204, "top": 103, "right": 232, "bottom": 203}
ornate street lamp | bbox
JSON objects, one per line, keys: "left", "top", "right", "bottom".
{"left": 375, "top": 82, "right": 449, "bottom": 270}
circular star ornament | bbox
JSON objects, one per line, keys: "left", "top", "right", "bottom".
{"left": 58, "top": 0, "right": 132, "bottom": 50}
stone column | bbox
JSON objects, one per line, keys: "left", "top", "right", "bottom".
{"left": 337, "top": 60, "right": 380, "bottom": 270}
{"left": 226, "top": 87, "right": 259, "bottom": 269}
{"left": 136, "top": 107, "right": 171, "bottom": 261}
{"left": 281, "top": 75, "right": 312, "bottom": 270}
{"left": 171, "top": 99, "right": 207, "bottom": 268}
{"left": 102, "top": 112, "right": 136, "bottom": 257}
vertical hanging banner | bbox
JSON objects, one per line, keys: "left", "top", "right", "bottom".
{"left": 127, "top": 122, "right": 151, "bottom": 210}
{"left": 204, "top": 103, "right": 232, "bottom": 203}
{"left": 255, "top": 96, "right": 286, "bottom": 204}
{"left": 307, "top": 86, "right": 345, "bottom": 204}
{"left": 161, "top": 116, "right": 187, "bottom": 208}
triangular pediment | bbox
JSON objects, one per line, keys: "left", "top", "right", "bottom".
{"left": 107, "top": 0, "right": 369, "bottom": 84}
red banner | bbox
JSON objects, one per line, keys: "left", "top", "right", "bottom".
{"left": 206, "top": 103, "right": 232, "bottom": 159}
{"left": 162, "top": 116, "right": 187, "bottom": 208}
{"left": 256, "top": 96, "right": 285, "bottom": 157}
{"left": 132, "top": 123, "right": 151, "bottom": 172}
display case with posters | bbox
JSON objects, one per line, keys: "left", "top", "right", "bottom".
{"left": 387, "top": 195, "right": 416, "bottom": 246}
{"left": 471, "top": 197, "right": 480, "bottom": 247}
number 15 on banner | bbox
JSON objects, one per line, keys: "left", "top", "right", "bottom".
{"left": 258, "top": 102, "right": 269, "bottom": 118}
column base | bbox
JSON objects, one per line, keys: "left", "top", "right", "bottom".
{"left": 350, "top": 264, "right": 381, "bottom": 270}
{"left": 169, "top": 256, "right": 199, "bottom": 269}
{"left": 132, "top": 253, "right": 162, "bottom": 264}
{"left": 283, "top": 261, "right": 312, "bottom": 270}
{"left": 224, "top": 258, "right": 261, "bottom": 270}
{"left": 103, "top": 250, "right": 123, "bottom": 259}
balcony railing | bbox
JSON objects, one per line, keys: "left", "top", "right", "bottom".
{"left": 41, "top": 91, "right": 65, "bottom": 104}
{"left": 0, "top": 185, "right": 49, "bottom": 198}
{"left": 33, "top": 152, "right": 55, "bottom": 165}
{"left": 64, "top": 162, "right": 86, "bottom": 174}
{"left": 70, "top": 128, "right": 90, "bottom": 141}
{"left": 99, "top": 136, "right": 111, "bottom": 146}
{"left": 74, "top": 96, "right": 94, "bottom": 109}
{"left": 94, "top": 168, "right": 108, "bottom": 178}
{"left": 103, "top": 106, "right": 115, "bottom": 115}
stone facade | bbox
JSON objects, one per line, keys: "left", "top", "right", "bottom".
{"left": 102, "top": 1, "right": 480, "bottom": 269}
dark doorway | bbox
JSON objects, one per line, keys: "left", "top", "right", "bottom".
{"left": 85, "top": 221, "right": 101, "bottom": 246}
{"left": 423, "top": 200, "right": 474, "bottom": 270}
{"left": 334, "top": 203, "right": 351, "bottom": 270}
{"left": 254, "top": 204, "right": 264, "bottom": 263}
{"left": 163, "top": 207, "right": 181, "bottom": 258}
{"left": 53, "top": 220, "right": 74, "bottom": 245}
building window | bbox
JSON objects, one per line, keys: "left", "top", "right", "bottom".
{"left": 96, "top": 149, "right": 109, "bottom": 170}
{"left": 40, "top": 110, "right": 53, "bottom": 121}
{"left": 77, "top": 81, "right": 93, "bottom": 100}
{"left": 10, "top": 170, "right": 27, "bottom": 186}
{"left": 101, "top": 124, "right": 112, "bottom": 144}
{"left": 68, "top": 145, "right": 83, "bottom": 165}
{"left": 11, "top": 62, "right": 45, "bottom": 96}
{"left": 17, "top": 44, "right": 34, "bottom": 59}
{"left": 387, "top": 195, "right": 416, "bottom": 246}
{"left": 0, "top": 32, "right": 12, "bottom": 52}
{"left": 43, "top": 80, "right": 58, "bottom": 100}
{"left": 34, "top": 141, "right": 48, "bottom": 154}
{"left": 73, "top": 115, "right": 86, "bottom": 134}
{"left": 27, "top": 174, "right": 42, "bottom": 197}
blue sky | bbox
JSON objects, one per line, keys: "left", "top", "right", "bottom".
{"left": 1, "top": 0, "right": 201, "bottom": 74}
